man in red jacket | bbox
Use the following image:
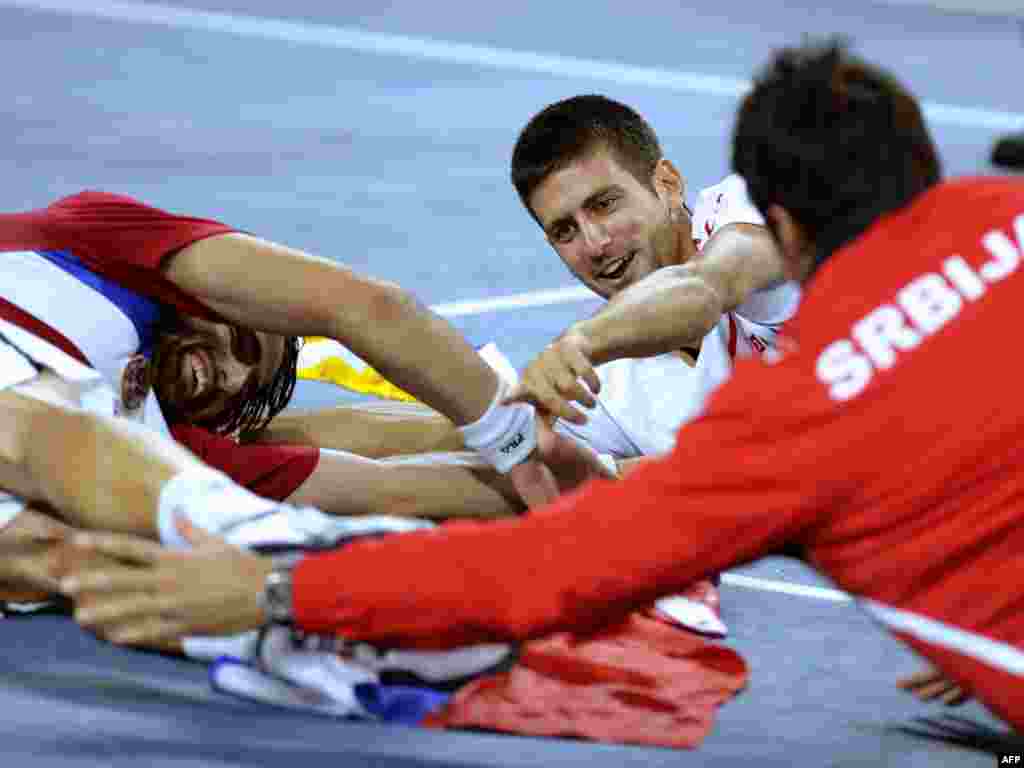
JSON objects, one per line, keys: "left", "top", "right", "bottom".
{"left": 60, "top": 41, "right": 1024, "bottom": 731}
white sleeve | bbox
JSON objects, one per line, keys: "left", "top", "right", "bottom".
{"left": 691, "top": 176, "right": 799, "bottom": 326}
{"left": 711, "top": 174, "right": 764, "bottom": 228}
{"left": 691, "top": 175, "right": 764, "bottom": 244}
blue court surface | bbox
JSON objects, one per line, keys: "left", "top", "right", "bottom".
{"left": 3, "top": 0, "right": 1023, "bottom": 765}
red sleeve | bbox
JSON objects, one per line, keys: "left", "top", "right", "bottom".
{"left": 171, "top": 424, "right": 320, "bottom": 501}
{"left": 292, "top": 357, "right": 836, "bottom": 649}
{"left": 0, "top": 191, "right": 236, "bottom": 321}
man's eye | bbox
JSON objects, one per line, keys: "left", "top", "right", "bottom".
{"left": 593, "top": 195, "right": 617, "bottom": 211}
{"left": 551, "top": 225, "right": 575, "bottom": 244}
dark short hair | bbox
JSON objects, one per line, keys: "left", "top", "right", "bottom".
{"left": 201, "top": 335, "right": 301, "bottom": 440}
{"left": 732, "top": 40, "right": 941, "bottom": 262}
{"left": 511, "top": 95, "right": 663, "bottom": 221}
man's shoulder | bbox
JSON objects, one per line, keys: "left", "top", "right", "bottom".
{"left": 692, "top": 174, "right": 765, "bottom": 245}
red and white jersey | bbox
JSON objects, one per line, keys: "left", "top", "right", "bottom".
{"left": 292, "top": 177, "right": 1024, "bottom": 731}
{"left": 0, "top": 191, "right": 318, "bottom": 500}
{"left": 557, "top": 175, "right": 800, "bottom": 457}
{"left": 690, "top": 174, "right": 801, "bottom": 398}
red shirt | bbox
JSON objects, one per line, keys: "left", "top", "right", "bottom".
{"left": 0, "top": 191, "right": 318, "bottom": 501}
{"left": 293, "top": 177, "right": 1024, "bottom": 729}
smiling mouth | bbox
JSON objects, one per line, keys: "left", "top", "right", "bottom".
{"left": 597, "top": 252, "right": 635, "bottom": 280}
{"left": 181, "top": 347, "right": 213, "bottom": 401}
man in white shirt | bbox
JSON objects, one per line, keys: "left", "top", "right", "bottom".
{"left": 506, "top": 96, "right": 797, "bottom": 454}
{"left": 501, "top": 95, "right": 797, "bottom": 635}
{"left": 550, "top": 172, "right": 798, "bottom": 462}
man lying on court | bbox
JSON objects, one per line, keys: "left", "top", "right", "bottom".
{"left": 0, "top": 190, "right": 607, "bottom": 595}
{"left": 62, "top": 41, "right": 1024, "bottom": 733}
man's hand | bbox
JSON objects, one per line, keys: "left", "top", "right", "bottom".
{"left": 502, "top": 331, "right": 600, "bottom": 425}
{"left": 0, "top": 505, "right": 74, "bottom": 594}
{"left": 506, "top": 414, "right": 614, "bottom": 508}
{"left": 898, "top": 667, "right": 971, "bottom": 706}
{"left": 61, "top": 519, "right": 272, "bottom": 647}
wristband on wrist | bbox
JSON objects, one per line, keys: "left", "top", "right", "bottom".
{"left": 457, "top": 377, "right": 537, "bottom": 473}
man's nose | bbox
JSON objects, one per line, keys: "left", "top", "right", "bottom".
{"left": 578, "top": 216, "right": 612, "bottom": 259}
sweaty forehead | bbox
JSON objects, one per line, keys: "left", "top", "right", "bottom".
{"left": 529, "top": 149, "right": 632, "bottom": 226}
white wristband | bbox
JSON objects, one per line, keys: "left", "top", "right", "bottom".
{"left": 157, "top": 469, "right": 279, "bottom": 549}
{"left": 457, "top": 377, "right": 537, "bottom": 473}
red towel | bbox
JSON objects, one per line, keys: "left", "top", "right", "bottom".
{"left": 424, "top": 611, "right": 748, "bottom": 749}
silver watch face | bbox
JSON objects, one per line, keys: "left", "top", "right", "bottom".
{"left": 265, "top": 569, "right": 293, "bottom": 622}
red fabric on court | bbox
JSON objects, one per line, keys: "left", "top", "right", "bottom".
{"left": 424, "top": 612, "right": 747, "bottom": 749}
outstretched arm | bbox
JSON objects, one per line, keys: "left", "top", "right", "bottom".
{"left": 256, "top": 401, "right": 464, "bottom": 458}
{"left": 1, "top": 372, "right": 208, "bottom": 538}
{"left": 577, "top": 224, "right": 782, "bottom": 363}
{"left": 164, "top": 234, "right": 498, "bottom": 426}
{"left": 165, "top": 234, "right": 611, "bottom": 504}
{"left": 286, "top": 448, "right": 522, "bottom": 520}
{"left": 506, "top": 224, "right": 783, "bottom": 422}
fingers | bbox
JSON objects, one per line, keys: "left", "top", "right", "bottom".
{"left": 73, "top": 591, "right": 187, "bottom": 646}
{"left": 896, "top": 669, "right": 938, "bottom": 690}
{"left": 69, "top": 531, "right": 163, "bottom": 567}
{"left": 500, "top": 341, "right": 599, "bottom": 425}
{"left": 507, "top": 459, "right": 560, "bottom": 508}
{"left": 61, "top": 567, "right": 154, "bottom": 596}
{"left": 502, "top": 382, "right": 588, "bottom": 425}
{"left": 898, "top": 668, "right": 970, "bottom": 706}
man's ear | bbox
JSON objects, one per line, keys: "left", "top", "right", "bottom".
{"left": 652, "top": 158, "right": 685, "bottom": 209}
{"left": 766, "top": 204, "right": 815, "bottom": 281}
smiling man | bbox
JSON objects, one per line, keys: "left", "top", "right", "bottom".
{"left": 506, "top": 95, "right": 798, "bottom": 431}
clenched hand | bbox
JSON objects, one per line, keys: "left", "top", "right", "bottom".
{"left": 506, "top": 413, "right": 615, "bottom": 508}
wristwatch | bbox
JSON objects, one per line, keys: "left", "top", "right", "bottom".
{"left": 260, "top": 565, "right": 294, "bottom": 625}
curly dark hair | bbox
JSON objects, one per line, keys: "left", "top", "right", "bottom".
{"left": 199, "top": 334, "right": 302, "bottom": 440}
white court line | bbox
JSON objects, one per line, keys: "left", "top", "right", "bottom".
{"left": 722, "top": 573, "right": 851, "bottom": 603}
{"left": 431, "top": 285, "right": 597, "bottom": 317}
{"left": 3, "top": 0, "right": 1023, "bottom": 131}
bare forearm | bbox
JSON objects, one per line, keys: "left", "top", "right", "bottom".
{"left": 167, "top": 235, "right": 498, "bottom": 425}
{"left": 1, "top": 380, "right": 204, "bottom": 537}
{"left": 286, "top": 449, "right": 522, "bottom": 519}
{"left": 571, "top": 266, "right": 724, "bottom": 365}
{"left": 257, "top": 402, "right": 463, "bottom": 458}
{"left": 324, "top": 286, "right": 498, "bottom": 426}
{"left": 571, "top": 224, "right": 783, "bottom": 365}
